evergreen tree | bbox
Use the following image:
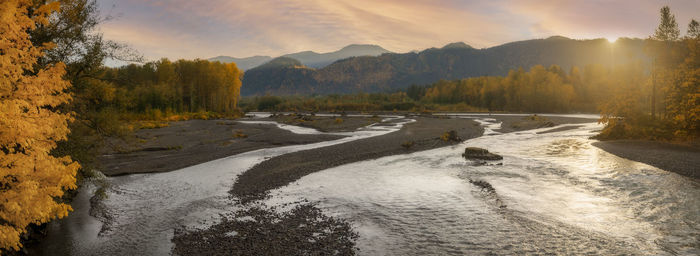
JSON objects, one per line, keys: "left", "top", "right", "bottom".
{"left": 687, "top": 19, "right": 700, "bottom": 39}
{"left": 650, "top": 5, "right": 681, "bottom": 119}
{"left": 653, "top": 6, "right": 680, "bottom": 41}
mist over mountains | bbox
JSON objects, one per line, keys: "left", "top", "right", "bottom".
{"left": 209, "top": 44, "right": 391, "bottom": 70}
{"left": 240, "top": 36, "right": 648, "bottom": 96}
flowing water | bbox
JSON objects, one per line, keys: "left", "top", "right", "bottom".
{"left": 33, "top": 115, "right": 699, "bottom": 255}
{"left": 33, "top": 116, "right": 412, "bottom": 255}
{"left": 266, "top": 120, "right": 699, "bottom": 255}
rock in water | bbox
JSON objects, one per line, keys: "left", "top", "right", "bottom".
{"left": 462, "top": 147, "right": 503, "bottom": 160}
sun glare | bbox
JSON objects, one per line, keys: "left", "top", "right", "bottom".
{"left": 606, "top": 37, "right": 618, "bottom": 43}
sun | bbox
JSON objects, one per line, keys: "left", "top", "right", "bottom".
{"left": 605, "top": 37, "right": 618, "bottom": 43}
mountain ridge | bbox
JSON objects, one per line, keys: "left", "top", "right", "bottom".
{"left": 241, "top": 37, "right": 649, "bottom": 96}
{"left": 209, "top": 44, "right": 391, "bottom": 70}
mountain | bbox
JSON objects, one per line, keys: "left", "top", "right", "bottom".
{"left": 208, "top": 55, "right": 272, "bottom": 70}
{"left": 282, "top": 44, "right": 391, "bottom": 68}
{"left": 210, "top": 44, "right": 391, "bottom": 71}
{"left": 253, "top": 56, "right": 304, "bottom": 70}
{"left": 241, "top": 57, "right": 318, "bottom": 96}
{"left": 241, "top": 37, "right": 648, "bottom": 96}
{"left": 441, "top": 42, "right": 473, "bottom": 49}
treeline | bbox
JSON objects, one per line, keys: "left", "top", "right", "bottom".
{"left": 240, "top": 93, "right": 417, "bottom": 112}
{"left": 242, "top": 63, "right": 646, "bottom": 114}
{"left": 598, "top": 7, "right": 699, "bottom": 141}
{"left": 406, "top": 63, "right": 647, "bottom": 113}
{"left": 97, "top": 59, "right": 242, "bottom": 114}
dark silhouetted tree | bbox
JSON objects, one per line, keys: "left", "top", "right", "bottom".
{"left": 687, "top": 19, "right": 700, "bottom": 39}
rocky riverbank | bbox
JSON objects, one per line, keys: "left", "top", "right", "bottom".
{"left": 593, "top": 140, "right": 700, "bottom": 179}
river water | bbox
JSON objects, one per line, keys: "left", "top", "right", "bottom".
{"left": 266, "top": 119, "right": 699, "bottom": 255}
{"left": 33, "top": 115, "right": 699, "bottom": 255}
{"left": 32, "top": 116, "right": 412, "bottom": 255}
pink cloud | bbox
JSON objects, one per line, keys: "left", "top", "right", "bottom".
{"left": 96, "top": 0, "right": 700, "bottom": 61}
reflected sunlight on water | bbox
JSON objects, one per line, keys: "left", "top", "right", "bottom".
{"left": 268, "top": 121, "right": 699, "bottom": 255}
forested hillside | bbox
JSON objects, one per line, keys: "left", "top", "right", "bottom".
{"left": 242, "top": 36, "right": 647, "bottom": 95}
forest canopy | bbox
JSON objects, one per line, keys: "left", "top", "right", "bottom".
{"left": 98, "top": 59, "right": 243, "bottom": 114}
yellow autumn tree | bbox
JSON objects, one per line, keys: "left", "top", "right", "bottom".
{"left": 0, "top": 0, "right": 79, "bottom": 251}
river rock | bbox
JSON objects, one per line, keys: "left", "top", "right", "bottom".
{"left": 462, "top": 147, "right": 503, "bottom": 160}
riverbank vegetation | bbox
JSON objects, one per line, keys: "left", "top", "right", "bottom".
{"left": 1, "top": 0, "right": 243, "bottom": 252}
{"left": 597, "top": 7, "right": 699, "bottom": 142}
{"left": 1, "top": 1, "right": 80, "bottom": 251}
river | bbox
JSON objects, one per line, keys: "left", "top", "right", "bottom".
{"left": 33, "top": 115, "right": 699, "bottom": 255}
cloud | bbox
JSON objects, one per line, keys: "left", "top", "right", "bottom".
{"left": 96, "top": 0, "right": 700, "bottom": 61}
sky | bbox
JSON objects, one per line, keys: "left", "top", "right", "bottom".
{"left": 96, "top": 0, "right": 700, "bottom": 62}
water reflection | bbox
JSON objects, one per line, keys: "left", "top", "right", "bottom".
{"left": 268, "top": 121, "right": 699, "bottom": 255}
{"left": 32, "top": 117, "right": 698, "bottom": 255}
{"left": 32, "top": 117, "right": 411, "bottom": 256}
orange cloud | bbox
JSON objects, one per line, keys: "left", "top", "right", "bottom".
{"left": 96, "top": 0, "right": 700, "bottom": 61}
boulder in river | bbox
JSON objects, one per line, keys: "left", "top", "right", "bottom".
{"left": 462, "top": 147, "right": 503, "bottom": 160}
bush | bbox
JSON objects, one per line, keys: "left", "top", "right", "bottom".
{"left": 256, "top": 96, "right": 283, "bottom": 110}
{"left": 440, "top": 130, "right": 462, "bottom": 142}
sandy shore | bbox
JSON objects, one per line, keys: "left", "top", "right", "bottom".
{"left": 493, "top": 115, "right": 597, "bottom": 133}
{"left": 593, "top": 140, "right": 700, "bottom": 179}
{"left": 262, "top": 113, "right": 383, "bottom": 132}
{"left": 98, "top": 114, "right": 600, "bottom": 178}
{"left": 93, "top": 113, "right": 700, "bottom": 255}
{"left": 98, "top": 119, "right": 344, "bottom": 176}
{"left": 231, "top": 116, "right": 484, "bottom": 203}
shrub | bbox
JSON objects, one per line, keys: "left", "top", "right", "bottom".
{"left": 440, "top": 130, "right": 462, "bottom": 142}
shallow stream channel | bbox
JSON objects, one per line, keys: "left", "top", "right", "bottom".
{"left": 33, "top": 114, "right": 699, "bottom": 255}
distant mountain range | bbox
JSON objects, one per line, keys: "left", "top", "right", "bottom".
{"left": 208, "top": 55, "right": 272, "bottom": 71}
{"left": 209, "top": 44, "right": 391, "bottom": 70}
{"left": 241, "top": 36, "right": 648, "bottom": 96}
{"left": 282, "top": 44, "right": 391, "bottom": 68}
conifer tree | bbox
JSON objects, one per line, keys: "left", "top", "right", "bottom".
{"left": 654, "top": 6, "right": 680, "bottom": 41}
{"left": 687, "top": 19, "right": 700, "bottom": 39}
{"left": 650, "top": 5, "right": 681, "bottom": 119}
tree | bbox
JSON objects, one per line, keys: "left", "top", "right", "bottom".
{"left": 666, "top": 23, "right": 700, "bottom": 138}
{"left": 0, "top": 0, "right": 79, "bottom": 251}
{"left": 28, "top": 0, "right": 141, "bottom": 177}
{"left": 654, "top": 6, "right": 680, "bottom": 41}
{"left": 650, "top": 5, "right": 681, "bottom": 119}
{"left": 688, "top": 19, "right": 700, "bottom": 39}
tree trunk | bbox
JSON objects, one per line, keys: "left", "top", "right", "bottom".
{"left": 651, "top": 59, "right": 656, "bottom": 119}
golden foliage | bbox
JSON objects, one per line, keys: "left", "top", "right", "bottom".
{"left": 666, "top": 38, "right": 700, "bottom": 139}
{"left": 598, "top": 6, "right": 699, "bottom": 141}
{"left": 0, "top": 0, "right": 79, "bottom": 251}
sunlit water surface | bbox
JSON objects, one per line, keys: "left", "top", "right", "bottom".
{"left": 34, "top": 115, "right": 699, "bottom": 255}
{"left": 33, "top": 116, "right": 412, "bottom": 255}
{"left": 266, "top": 120, "right": 699, "bottom": 255}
